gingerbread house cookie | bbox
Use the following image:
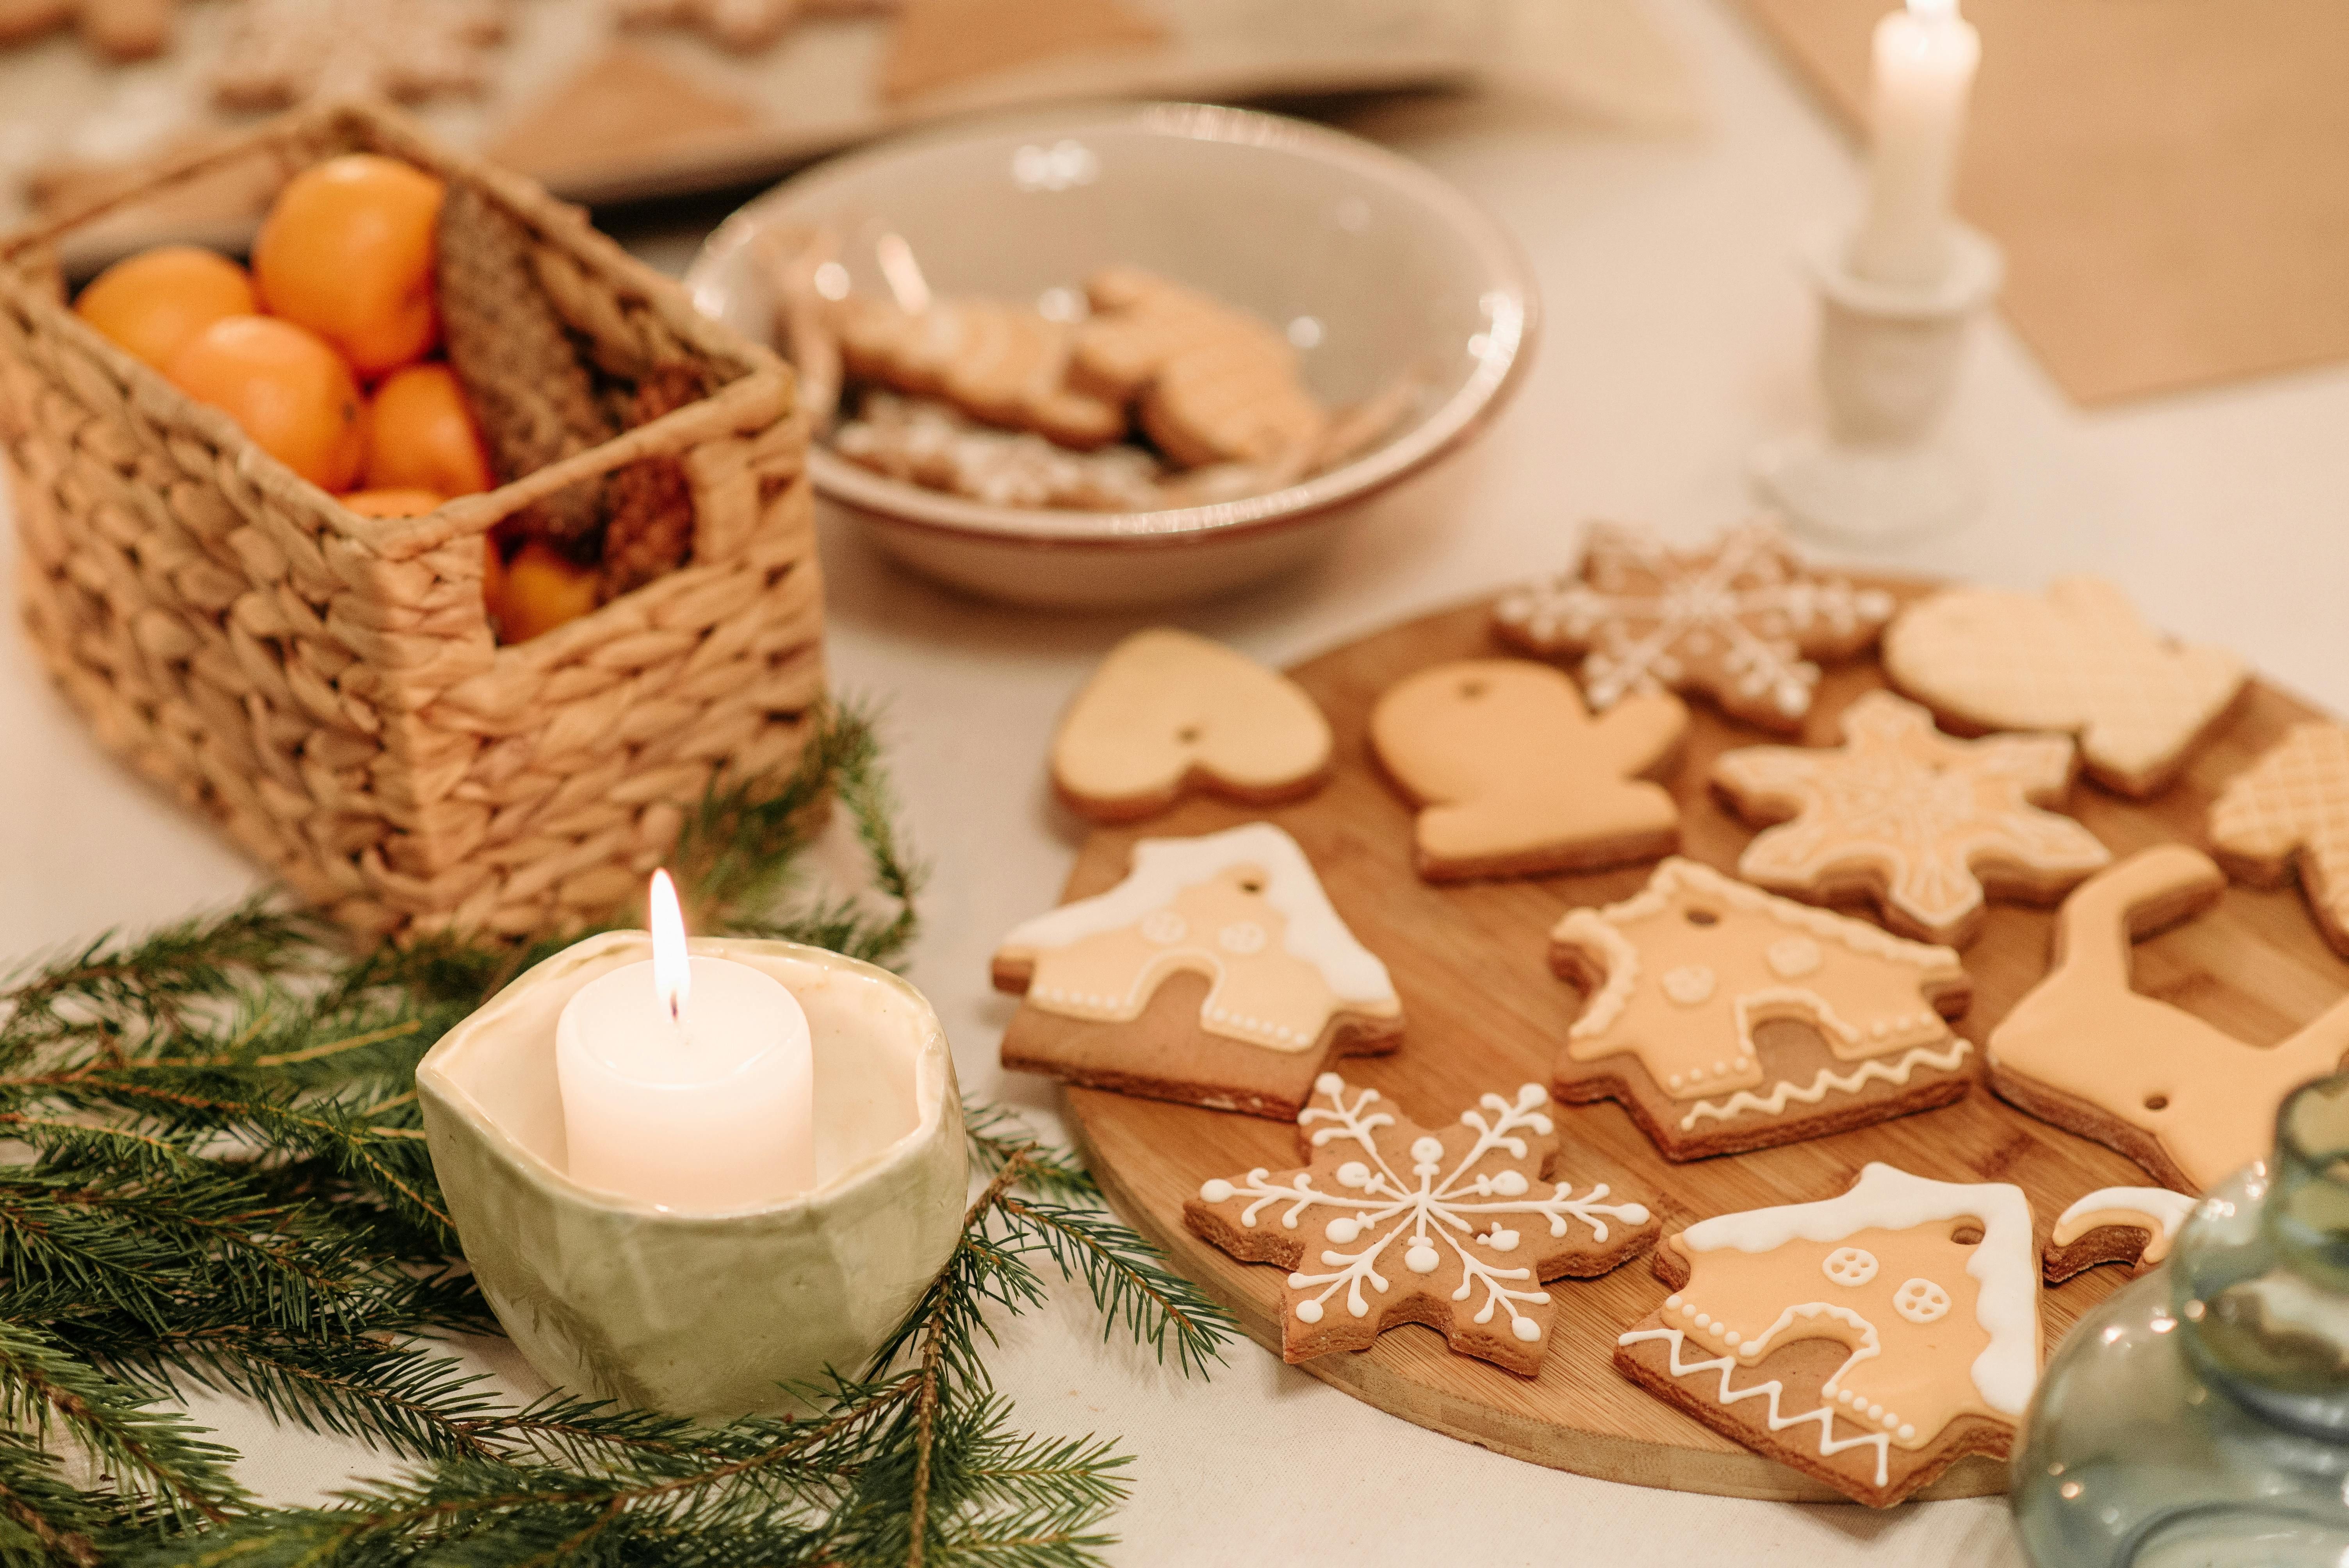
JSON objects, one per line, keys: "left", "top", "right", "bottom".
{"left": 1492, "top": 521, "right": 1896, "bottom": 733}
{"left": 993, "top": 823, "right": 1403, "bottom": 1118}
{"left": 1370, "top": 659, "right": 1686, "bottom": 882}
{"left": 1987, "top": 845, "right": 2349, "bottom": 1193}
{"left": 1713, "top": 690, "right": 2111, "bottom": 946}
{"left": 2043, "top": 1187, "right": 2200, "bottom": 1283}
{"left": 2207, "top": 721, "right": 2349, "bottom": 958}
{"left": 1549, "top": 859, "right": 1973, "bottom": 1159}
{"left": 1616, "top": 1163, "right": 2042, "bottom": 1507}
{"left": 1187, "top": 1074, "right": 1657, "bottom": 1375}
{"left": 1882, "top": 576, "right": 2247, "bottom": 798}
{"left": 1052, "top": 629, "right": 1331, "bottom": 823}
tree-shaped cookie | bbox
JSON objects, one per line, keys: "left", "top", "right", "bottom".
{"left": 1051, "top": 629, "right": 1331, "bottom": 823}
{"left": 1987, "top": 845, "right": 2349, "bottom": 1192}
{"left": 2042, "top": 1187, "right": 2199, "bottom": 1283}
{"left": 1492, "top": 520, "right": 1897, "bottom": 732}
{"left": 1187, "top": 1074, "right": 1657, "bottom": 1374}
{"left": 1370, "top": 659, "right": 1686, "bottom": 882}
{"left": 211, "top": 0, "right": 510, "bottom": 110}
{"left": 0, "top": 0, "right": 176, "bottom": 60}
{"left": 1714, "top": 690, "right": 2112, "bottom": 946}
{"left": 1616, "top": 1163, "right": 2041, "bottom": 1507}
{"left": 1549, "top": 859, "right": 1973, "bottom": 1158}
{"left": 993, "top": 822, "right": 1402, "bottom": 1119}
{"left": 1882, "top": 576, "right": 2247, "bottom": 798}
{"left": 2208, "top": 721, "right": 2349, "bottom": 957}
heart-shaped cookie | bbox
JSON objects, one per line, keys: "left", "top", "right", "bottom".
{"left": 1051, "top": 629, "right": 1332, "bottom": 823}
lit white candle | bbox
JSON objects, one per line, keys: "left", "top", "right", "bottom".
{"left": 555, "top": 871, "right": 816, "bottom": 1208}
{"left": 1851, "top": 0, "right": 1981, "bottom": 289}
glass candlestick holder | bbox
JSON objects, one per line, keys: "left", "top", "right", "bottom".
{"left": 1752, "top": 223, "right": 2004, "bottom": 544}
{"left": 2013, "top": 1073, "right": 2349, "bottom": 1566}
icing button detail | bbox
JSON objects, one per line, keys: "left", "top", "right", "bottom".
{"left": 1662, "top": 965, "right": 1717, "bottom": 1006}
{"left": 1894, "top": 1278, "right": 1952, "bottom": 1324}
{"left": 1767, "top": 936, "right": 1822, "bottom": 978}
{"left": 1140, "top": 909, "right": 1188, "bottom": 944}
{"left": 1199, "top": 1178, "right": 1234, "bottom": 1203}
{"left": 1822, "top": 1246, "right": 1879, "bottom": 1286}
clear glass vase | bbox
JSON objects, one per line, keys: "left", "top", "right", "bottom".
{"left": 2012, "top": 1073, "right": 2349, "bottom": 1566}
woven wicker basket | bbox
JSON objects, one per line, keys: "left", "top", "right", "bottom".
{"left": 0, "top": 102, "right": 819, "bottom": 941}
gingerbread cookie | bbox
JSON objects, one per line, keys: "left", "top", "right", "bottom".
{"left": 2043, "top": 1187, "right": 2200, "bottom": 1283}
{"left": 1492, "top": 521, "right": 1896, "bottom": 733}
{"left": 2208, "top": 721, "right": 2349, "bottom": 957}
{"left": 831, "top": 394, "right": 1160, "bottom": 510}
{"left": 1882, "top": 577, "right": 2247, "bottom": 798}
{"left": 212, "top": 0, "right": 510, "bottom": 109}
{"left": 993, "top": 823, "right": 1403, "bottom": 1118}
{"left": 617, "top": 0, "right": 894, "bottom": 52}
{"left": 1369, "top": 659, "right": 1686, "bottom": 882}
{"left": 1549, "top": 859, "right": 1972, "bottom": 1159}
{"left": 835, "top": 294, "right": 1125, "bottom": 450}
{"left": 1073, "top": 267, "right": 1326, "bottom": 469}
{"left": 879, "top": 0, "right": 1166, "bottom": 102}
{"left": 1187, "top": 1074, "right": 1657, "bottom": 1374}
{"left": 1713, "top": 690, "right": 2112, "bottom": 946}
{"left": 1052, "top": 629, "right": 1331, "bottom": 823}
{"left": 1987, "top": 845, "right": 2349, "bottom": 1193}
{"left": 0, "top": 0, "right": 175, "bottom": 59}
{"left": 1616, "top": 1162, "right": 2041, "bottom": 1507}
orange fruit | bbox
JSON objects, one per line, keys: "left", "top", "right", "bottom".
{"left": 252, "top": 154, "right": 445, "bottom": 376}
{"left": 165, "top": 315, "right": 366, "bottom": 492}
{"left": 495, "top": 540, "right": 598, "bottom": 644}
{"left": 73, "top": 244, "right": 257, "bottom": 370}
{"left": 363, "top": 363, "right": 494, "bottom": 497}
{"left": 341, "top": 487, "right": 445, "bottom": 518}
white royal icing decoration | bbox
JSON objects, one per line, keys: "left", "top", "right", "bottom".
{"left": 1677, "top": 1039, "right": 1974, "bottom": 1130}
{"left": 1201, "top": 1074, "right": 1650, "bottom": 1344}
{"left": 1663, "top": 965, "right": 1717, "bottom": 1006}
{"left": 1822, "top": 1247, "right": 1878, "bottom": 1286}
{"left": 1894, "top": 1279, "right": 1951, "bottom": 1324}
{"left": 1617, "top": 1326, "right": 1894, "bottom": 1486}
{"left": 1671, "top": 1163, "right": 2041, "bottom": 1417}
{"left": 1767, "top": 937, "right": 1822, "bottom": 978}
{"left": 1141, "top": 910, "right": 1187, "bottom": 944}
{"left": 1000, "top": 822, "right": 1396, "bottom": 1005}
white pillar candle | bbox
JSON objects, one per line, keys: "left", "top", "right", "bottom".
{"left": 1851, "top": 0, "right": 1981, "bottom": 289}
{"left": 555, "top": 872, "right": 816, "bottom": 1209}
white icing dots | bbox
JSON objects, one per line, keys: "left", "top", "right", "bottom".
{"left": 1662, "top": 965, "right": 1717, "bottom": 1006}
{"left": 1490, "top": 1169, "right": 1529, "bottom": 1196}
{"left": 1335, "top": 1160, "right": 1372, "bottom": 1189}
{"left": 1723, "top": 1329, "right": 1741, "bottom": 1346}
{"left": 1482, "top": 1226, "right": 1520, "bottom": 1253}
{"left": 1898, "top": 1424, "right": 1917, "bottom": 1442}
{"left": 1665, "top": 1294, "right": 1683, "bottom": 1310}
{"left": 1767, "top": 936, "right": 1822, "bottom": 978}
{"left": 1894, "top": 1278, "right": 1952, "bottom": 1324}
{"left": 1314, "top": 1072, "right": 1345, "bottom": 1095}
{"left": 1410, "top": 1136, "right": 1445, "bottom": 1164}
{"left": 1199, "top": 1178, "right": 1235, "bottom": 1203}
{"left": 1217, "top": 920, "right": 1268, "bottom": 955}
{"left": 1140, "top": 909, "right": 1188, "bottom": 944}
{"left": 1512, "top": 1317, "right": 1542, "bottom": 1343}
{"left": 1821, "top": 1246, "right": 1879, "bottom": 1287}
{"left": 1295, "top": 1299, "right": 1324, "bottom": 1324}
{"left": 1404, "top": 1243, "right": 1441, "bottom": 1274}
{"left": 1326, "top": 1217, "right": 1361, "bottom": 1243}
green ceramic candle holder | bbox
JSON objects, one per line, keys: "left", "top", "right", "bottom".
{"left": 417, "top": 931, "right": 967, "bottom": 1418}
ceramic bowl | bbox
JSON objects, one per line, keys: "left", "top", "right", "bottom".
{"left": 684, "top": 102, "right": 1538, "bottom": 609}
{"left": 416, "top": 932, "right": 966, "bottom": 1418}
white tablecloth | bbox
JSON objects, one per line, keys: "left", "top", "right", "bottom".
{"left": 7, "top": 0, "right": 2347, "bottom": 1559}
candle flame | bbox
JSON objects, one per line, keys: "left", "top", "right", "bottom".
{"left": 1907, "top": 0, "right": 1959, "bottom": 16}
{"left": 649, "top": 870, "right": 690, "bottom": 1030}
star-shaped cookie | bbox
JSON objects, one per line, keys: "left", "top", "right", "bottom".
{"left": 2207, "top": 721, "right": 2349, "bottom": 957}
{"left": 1492, "top": 521, "right": 1897, "bottom": 732}
{"left": 1713, "top": 691, "right": 2113, "bottom": 946}
{"left": 1370, "top": 659, "right": 1686, "bottom": 882}
{"left": 1185, "top": 1074, "right": 1657, "bottom": 1375}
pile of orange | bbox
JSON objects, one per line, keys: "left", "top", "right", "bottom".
{"left": 73, "top": 154, "right": 595, "bottom": 643}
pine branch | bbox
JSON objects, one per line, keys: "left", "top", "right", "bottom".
{"left": 962, "top": 1104, "right": 1097, "bottom": 1203}
{"left": 995, "top": 1199, "right": 1232, "bottom": 1377}
{"left": 0, "top": 1324, "right": 246, "bottom": 1529}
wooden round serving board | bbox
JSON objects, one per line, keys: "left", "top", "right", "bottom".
{"left": 1059, "top": 586, "right": 2349, "bottom": 1504}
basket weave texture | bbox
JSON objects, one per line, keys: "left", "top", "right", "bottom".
{"left": 0, "top": 102, "right": 820, "bottom": 940}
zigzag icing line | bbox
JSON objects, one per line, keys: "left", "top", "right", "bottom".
{"left": 1620, "top": 1327, "right": 1890, "bottom": 1485}
{"left": 1678, "top": 1040, "right": 1973, "bottom": 1130}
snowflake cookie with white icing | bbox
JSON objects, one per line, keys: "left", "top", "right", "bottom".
{"left": 1492, "top": 520, "right": 1896, "bottom": 733}
{"left": 1713, "top": 690, "right": 2111, "bottom": 946}
{"left": 1186, "top": 1074, "right": 1658, "bottom": 1375}
{"left": 1616, "top": 1163, "right": 2042, "bottom": 1507}
{"left": 1549, "top": 859, "right": 1973, "bottom": 1159}
{"left": 993, "top": 822, "right": 1403, "bottom": 1119}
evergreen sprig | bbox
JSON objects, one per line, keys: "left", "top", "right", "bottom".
{"left": 0, "top": 703, "right": 1233, "bottom": 1565}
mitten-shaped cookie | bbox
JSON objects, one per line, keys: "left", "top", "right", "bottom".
{"left": 1371, "top": 659, "right": 1685, "bottom": 882}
